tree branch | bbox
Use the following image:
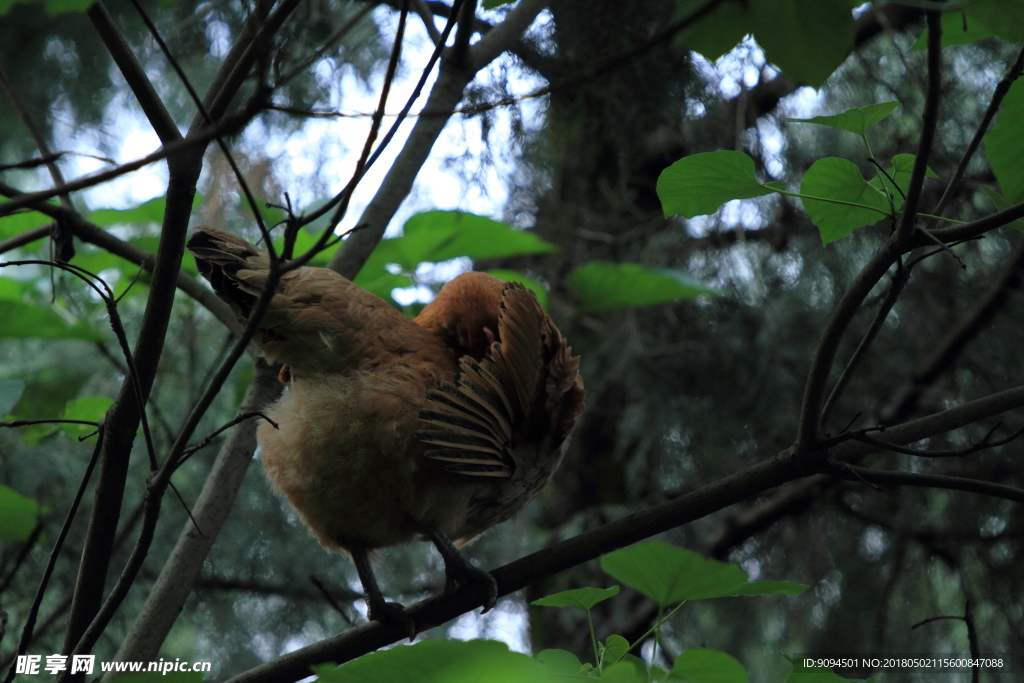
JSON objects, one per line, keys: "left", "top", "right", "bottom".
{"left": 111, "top": 362, "right": 281, "bottom": 665}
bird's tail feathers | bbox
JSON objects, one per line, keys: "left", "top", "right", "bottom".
{"left": 187, "top": 226, "right": 271, "bottom": 319}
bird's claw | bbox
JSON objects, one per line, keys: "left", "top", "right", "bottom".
{"left": 368, "top": 599, "right": 417, "bottom": 640}
{"left": 446, "top": 563, "right": 499, "bottom": 613}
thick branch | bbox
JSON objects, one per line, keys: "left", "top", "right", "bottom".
{"left": 62, "top": 0, "right": 301, "bottom": 656}
{"left": 221, "top": 379, "right": 1024, "bottom": 683}
{"left": 326, "top": 0, "right": 550, "bottom": 278}
{"left": 111, "top": 361, "right": 280, "bottom": 666}
{"left": 88, "top": 2, "right": 182, "bottom": 145}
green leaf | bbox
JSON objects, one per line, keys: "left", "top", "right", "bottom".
{"left": 789, "top": 102, "right": 899, "bottom": 137}
{"left": 482, "top": 0, "right": 516, "bottom": 8}
{"left": 0, "top": 209, "right": 53, "bottom": 241}
{"left": 600, "top": 660, "right": 647, "bottom": 682}
{"left": 657, "top": 151, "right": 773, "bottom": 219}
{"left": 783, "top": 668, "right": 859, "bottom": 683}
{"left": 799, "top": 157, "right": 891, "bottom": 244}
{"left": 889, "top": 153, "right": 939, "bottom": 179}
{"left": 571, "top": 262, "right": 715, "bottom": 313}
{"left": 313, "top": 639, "right": 544, "bottom": 683}
{"left": 0, "top": 378, "right": 26, "bottom": 416}
{"left": 748, "top": 0, "right": 854, "bottom": 88}
{"left": 0, "top": 300, "right": 102, "bottom": 340}
{"left": 536, "top": 649, "right": 583, "bottom": 676}
{"left": 962, "top": 0, "right": 1024, "bottom": 43}
{"left": 674, "top": 0, "right": 751, "bottom": 61}
{"left": 485, "top": 270, "right": 549, "bottom": 310}
{"left": 532, "top": 585, "right": 620, "bottom": 610}
{"left": 60, "top": 395, "right": 113, "bottom": 438}
{"left": 671, "top": 649, "right": 748, "bottom": 683}
{"left": 911, "top": 10, "right": 996, "bottom": 50}
{"left": 601, "top": 635, "right": 631, "bottom": 666}
{"left": 600, "top": 542, "right": 807, "bottom": 608}
{"left": 985, "top": 84, "right": 1024, "bottom": 203}
{"left": 868, "top": 154, "right": 939, "bottom": 211}
{"left": 0, "top": 485, "right": 44, "bottom": 543}
{"left": 981, "top": 186, "right": 1024, "bottom": 232}
{"left": 399, "top": 211, "right": 555, "bottom": 266}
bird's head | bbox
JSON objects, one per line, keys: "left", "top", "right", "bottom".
{"left": 415, "top": 271, "right": 505, "bottom": 360}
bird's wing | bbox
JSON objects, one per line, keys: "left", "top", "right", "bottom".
{"left": 188, "top": 227, "right": 440, "bottom": 373}
{"left": 415, "top": 283, "right": 585, "bottom": 477}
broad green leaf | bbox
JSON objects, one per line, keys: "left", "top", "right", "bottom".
{"left": 486, "top": 269, "right": 549, "bottom": 309}
{"left": 911, "top": 10, "right": 996, "bottom": 50}
{"left": 482, "top": 0, "right": 516, "bottom": 8}
{"left": 799, "top": 157, "right": 891, "bottom": 244}
{"left": 981, "top": 186, "right": 1024, "bottom": 232}
{"left": 0, "top": 378, "right": 26, "bottom": 416}
{"left": 985, "top": 84, "right": 1024, "bottom": 203}
{"left": 601, "top": 635, "right": 631, "bottom": 665}
{"left": 748, "top": 0, "right": 854, "bottom": 88}
{"left": 600, "top": 542, "right": 807, "bottom": 608}
{"left": 868, "top": 154, "right": 939, "bottom": 211}
{"left": 0, "top": 485, "right": 43, "bottom": 543}
{"left": 43, "top": 0, "right": 93, "bottom": 13}
{"left": 536, "top": 649, "right": 583, "bottom": 676}
{"left": 889, "top": 154, "right": 940, "bottom": 179}
{"left": 657, "top": 151, "right": 773, "bottom": 219}
{"left": 599, "top": 660, "right": 647, "bottom": 683}
{"left": 963, "top": 0, "right": 1024, "bottom": 43}
{"left": 0, "top": 209, "right": 52, "bottom": 240}
{"left": 789, "top": 102, "right": 899, "bottom": 137}
{"left": 0, "top": 300, "right": 102, "bottom": 340}
{"left": 60, "top": 395, "right": 113, "bottom": 438}
{"left": 0, "top": 278, "right": 27, "bottom": 301}
{"left": 89, "top": 193, "right": 203, "bottom": 227}
{"left": 672, "top": 649, "right": 748, "bottom": 683}
{"left": 313, "top": 639, "right": 544, "bottom": 683}
{"left": 533, "top": 585, "right": 620, "bottom": 610}
{"left": 570, "top": 262, "right": 716, "bottom": 313}
{"left": 675, "top": 0, "right": 750, "bottom": 61}
{"left": 783, "top": 668, "right": 860, "bottom": 683}
{"left": 400, "top": 211, "right": 555, "bottom": 266}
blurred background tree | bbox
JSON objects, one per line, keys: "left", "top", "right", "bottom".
{"left": 1, "top": 1, "right": 1022, "bottom": 682}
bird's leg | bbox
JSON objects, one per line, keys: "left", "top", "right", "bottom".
{"left": 425, "top": 528, "right": 499, "bottom": 612}
{"left": 348, "top": 539, "right": 417, "bottom": 639}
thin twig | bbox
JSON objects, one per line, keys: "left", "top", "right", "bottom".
{"left": 176, "top": 411, "right": 279, "bottom": 469}
{"left": 128, "top": 0, "right": 274, "bottom": 253}
{"left": 832, "top": 462, "right": 1024, "bottom": 503}
{"left": 0, "top": 523, "right": 44, "bottom": 597}
{"left": 820, "top": 258, "right": 908, "bottom": 429}
{"left": 928, "top": 45, "right": 1024, "bottom": 227}
{"left": 295, "top": 0, "right": 463, "bottom": 233}
{"left": 1, "top": 427, "right": 104, "bottom": 683}
{"left": 853, "top": 423, "right": 1024, "bottom": 458}
{"left": 309, "top": 576, "right": 355, "bottom": 624}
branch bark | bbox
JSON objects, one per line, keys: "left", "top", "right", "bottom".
{"left": 110, "top": 361, "right": 281, "bottom": 667}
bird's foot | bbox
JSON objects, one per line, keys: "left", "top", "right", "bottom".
{"left": 426, "top": 527, "right": 499, "bottom": 612}
{"left": 444, "top": 562, "right": 499, "bottom": 613}
{"left": 367, "top": 597, "right": 417, "bottom": 640}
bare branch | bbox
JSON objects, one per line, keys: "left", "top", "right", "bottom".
{"left": 831, "top": 463, "right": 1024, "bottom": 503}
{"left": 893, "top": 10, "right": 942, "bottom": 246}
{"left": 112, "top": 362, "right": 282, "bottom": 665}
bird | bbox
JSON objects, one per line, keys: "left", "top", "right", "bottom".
{"left": 186, "top": 226, "right": 585, "bottom": 636}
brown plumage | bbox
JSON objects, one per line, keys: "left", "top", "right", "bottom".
{"left": 187, "top": 227, "right": 585, "bottom": 635}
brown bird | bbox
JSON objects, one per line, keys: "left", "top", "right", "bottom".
{"left": 186, "top": 227, "right": 585, "bottom": 636}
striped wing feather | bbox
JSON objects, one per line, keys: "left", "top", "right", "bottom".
{"left": 417, "top": 283, "right": 582, "bottom": 478}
